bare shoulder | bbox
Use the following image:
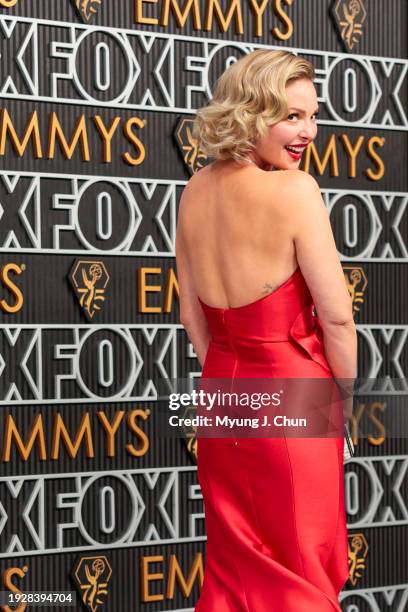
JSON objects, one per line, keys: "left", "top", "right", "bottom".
{"left": 274, "top": 170, "right": 323, "bottom": 216}
{"left": 180, "top": 163, "right": 212, "bottom": 200}
{"left": 178, "top": 169, "right": 201, "bottom": 210}
{"left": 188, "top": 161, "right": 215, "bottom": 184}
{"left": 253, "top": 170, "right": 321, "bottom": 220}
{"left": 256, "top": 169, "right": 319, "bottom": 196}
{"left": 273, "top": 169, "right": 320, "bottom": 194}
{"left": 177, "top": 165, "right": 215, "bottom": 233}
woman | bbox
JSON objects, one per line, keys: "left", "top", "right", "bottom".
{"left": 176, "top": 50, "right": 357, "bottom": 611}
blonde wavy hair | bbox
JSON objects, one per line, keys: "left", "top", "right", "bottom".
{"left": 194, "top": 49, "right": 315, "bottom": 161}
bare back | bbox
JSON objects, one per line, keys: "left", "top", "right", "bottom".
{"left": 178, "top": 161, "right": 298, "bottom": 309}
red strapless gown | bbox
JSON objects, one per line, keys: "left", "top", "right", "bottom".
{"left": 195, "top": 267, "right": 349, "bottom": 611}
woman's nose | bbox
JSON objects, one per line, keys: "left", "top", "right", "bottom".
{"left": 299, "top": 120, "right": 317, "bottom": 140}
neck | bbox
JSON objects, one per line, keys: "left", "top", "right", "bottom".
{"left": 243, "top": 156, "right": 273, "bottom": 171}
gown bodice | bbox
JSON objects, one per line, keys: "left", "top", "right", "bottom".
{"left": 198, "top": 266, "right": 332, "bottom": 377}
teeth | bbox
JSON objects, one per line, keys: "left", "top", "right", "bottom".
{"left": 286, "top": 147, "right": 302, "bottom": 153}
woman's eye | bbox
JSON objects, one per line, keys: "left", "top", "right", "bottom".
{"left": 312, "top": 112, "right": 319, "bottom": 120}
{"left": 287, "top": 113, "right": 298, "bottom": 121}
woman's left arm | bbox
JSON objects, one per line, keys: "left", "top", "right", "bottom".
{"left": 176, "top": 230, "right": 211, "bottom": 368}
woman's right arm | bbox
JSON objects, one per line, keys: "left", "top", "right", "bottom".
{"left": 279, "top": 170, "right": 357, "bottom": 390}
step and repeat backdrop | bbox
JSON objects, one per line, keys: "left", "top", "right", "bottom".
{"left": 0, "top": 0, "right": 407, "bottom": 610}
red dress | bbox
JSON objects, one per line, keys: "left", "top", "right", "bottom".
{"left": 195, "top": 267, "right": 349, "bottom": 611}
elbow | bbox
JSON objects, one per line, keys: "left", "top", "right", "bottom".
{"left": 321, "top": 316, "right": 356, "bottom": 331}
{"left": 179, "top": 306, "right": 190, "bottom": 328}
{"left": 180, "top": 312, "right": 195, "bottom": 329}
{"left": 328, "top": 317, "right": 356, "bottom": 327}
{"left": 320, "top": 304, "right": 356, "bottom": 329}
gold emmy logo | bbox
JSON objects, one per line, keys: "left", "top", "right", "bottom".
{"left": 69, "top": 260, "right": 110, "bottom": 320}
{"left": 180, "top": 405, "right": 198, "bottom": 461}
{"left": 343, "top": 266, "right": 367, "bottom": 316}
{"left": 0, "top": 1, "right": 18, "bottom": 7}
{"left": 333, "top": 0, "right": 367, "bottom": 51}
{"left": 174, "top": 118, "right": 208, "bottom": 175}
{"left": 73, "top": 556, "right": 112, "bottom": 611}
{"left": 73, "top": 0, "right": 102, "bottom": 21}
{"left": 348, "top": 533, "right": 368, "bottom": 585}
{"left": 186, "top": 433, "right": 198, "bottom": 459}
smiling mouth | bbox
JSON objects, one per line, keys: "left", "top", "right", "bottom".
{"left": 284, "top": 144, "right": 308, "bottom": 161}
{"left": 285, "top": 144, "right": 308, "bottom": 154}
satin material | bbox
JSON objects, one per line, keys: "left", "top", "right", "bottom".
{"left": 195, "top": 267, "right": 349, "bottom": 611}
